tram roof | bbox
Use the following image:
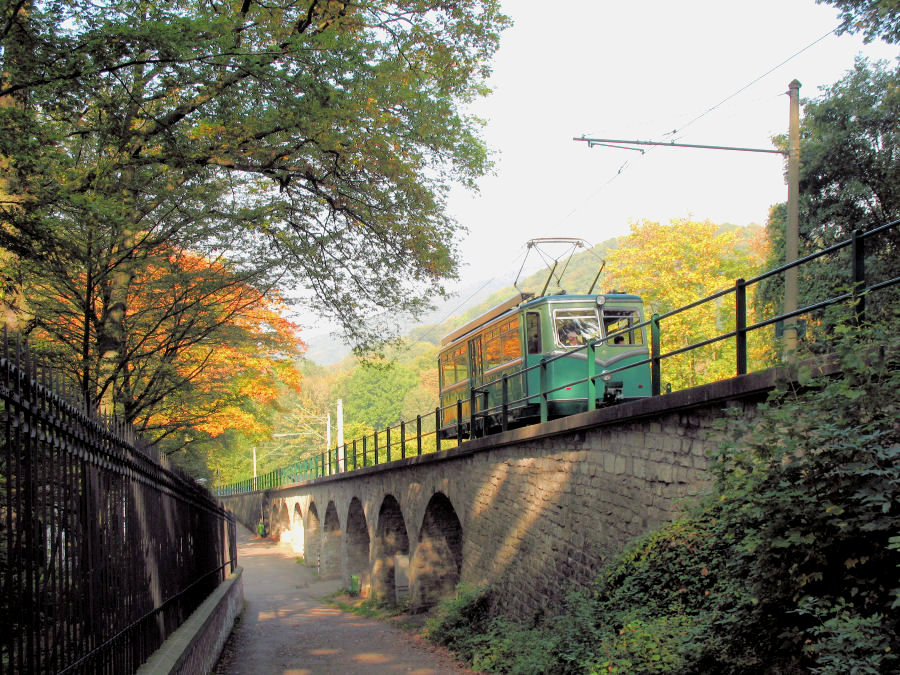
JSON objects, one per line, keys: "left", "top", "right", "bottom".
{"left": 439, "top": 291, "right": 643, "bottom": 347}
{"left": 440, "top": 292, "right": 532, "bottom": 346}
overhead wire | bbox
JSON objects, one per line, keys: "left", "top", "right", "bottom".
{"left": 565, "top": 23, "right": 841, "bottom": 225}
{"left": 410, "top": 248, "right": 530, "bottom": 344}
{"left": 665, "top": 24, "right": 839, "bottom": 138}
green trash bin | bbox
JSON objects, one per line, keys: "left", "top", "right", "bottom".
{"left": 349, "top": 574, "right": 360, "bottom": 596}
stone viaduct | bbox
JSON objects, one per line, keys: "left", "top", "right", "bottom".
{"left": 219, "top": 362, "right": 825, "bottom": 620}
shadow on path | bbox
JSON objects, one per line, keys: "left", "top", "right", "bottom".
{"left": 213, "top": 525, "right": 473, "bottom": 675}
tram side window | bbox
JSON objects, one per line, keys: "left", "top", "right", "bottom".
{"left": 483, "top": 327, "right": 502, "bottom": 371}
{"left": 602, "top": 308, "right": 644, "bottom": 345}
{"left": 526, "top": 312, "right": 542, "bottom": 354}
{"left": 483, "top": 318, "right": 521, "bottom": 371}
{"left": 440, "top": 346, "right": 468, "bottom": 387}
{"left": 554, "top": 309, "right": 601, "bottom": 347}
{"left": 500, "top": 318, "right": 521, "bottom": 363}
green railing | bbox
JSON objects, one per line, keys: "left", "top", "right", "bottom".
{"left": 215, "top": 219, "right": 899, "bottom": 496}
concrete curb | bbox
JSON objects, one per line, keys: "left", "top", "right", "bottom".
{"left": 137, "top": 567, "right": 244, "bottom": 675}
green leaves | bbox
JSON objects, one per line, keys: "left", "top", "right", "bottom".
{"left": 3, "top": 0, "right": 510, "bottom": 351}
{"left": 817, "top": 0, "right": 900, "bottom": 44}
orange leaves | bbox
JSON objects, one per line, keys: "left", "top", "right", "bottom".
{"left": 605, "top": 218, "right": 769, "bottom": 391}
{"left": 125, "top": 241, "right": 304, "bottom": 440}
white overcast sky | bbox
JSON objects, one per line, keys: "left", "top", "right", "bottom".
{"left": 444, "top": 0, "right": 898, "bottom": 294}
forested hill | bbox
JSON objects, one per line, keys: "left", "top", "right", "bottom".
{"left": 406, "top": 222, "right": 763, "bottom": 347}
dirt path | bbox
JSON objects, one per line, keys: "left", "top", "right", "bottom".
{"left": 213, "top": 525, "right": 473, "bottom": 675}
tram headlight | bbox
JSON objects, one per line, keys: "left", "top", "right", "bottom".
{"left": 596, "top": 295, "right": 606, "bottom": 306}
{"left": 601, "top": 373, "right": 612, "bottom": 382}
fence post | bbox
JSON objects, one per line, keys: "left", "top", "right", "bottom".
{"left": 353, "top": 440, "right": 357, "bottom": 470}
{"left": 386, "top": 425, "right": 392, "bottom": 463}
{"left": 736, "top": 278, "right": 747, "bottom": 376}
{"left": 456, "top": 399, "right": 463, "bottom": 445}
{"left": 435, "top": 407, "right": 442, "bottom": 453}
{"left": 469, "top": 386, "right": 477, "bottom": 440}
{"left": 539, "top": 357, "right": 548, "bottom": 423}
{"left": 586, "top": 341, "right": 597, "bottom": 410}
{"left": 374, "top": 431, "right": 379, "bottom": 465}
{"left": 852, "top": 229, "right": 866, "bottom": 325}
{"left": 416, "top": 415, "right": 422, "bottom": 455}
{"left": 651, "top": 313, "right": 661, "bottom": 396}
{"left": 501, "top": 374, "right": 509, "bottom": 432}
{"left": 400, "top": 420, "right": 406, "bottom": 459}
{"left": 362, "top": 436, "right": 367, "bottom": 468}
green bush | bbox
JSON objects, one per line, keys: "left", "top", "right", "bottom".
{"left": 698, "top": 321, "right": 900, "bottom": 671}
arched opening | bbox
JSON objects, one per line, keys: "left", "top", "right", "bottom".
{"left": 410, "top": 492, "right": 463, "bottom": 611}
{"left": 306, "top": 502, "right": 321, "bottom": 571}
{"left": 345, "top": 497, "right": 370, "bottom": 595}
{"left": 323, "top": 501, "right": 342, "bottom": 578}
{"left": 275, "top": 503, "right": 291, "bottom": 543}
{"left": 373, "top": 495, "right": 409, "bottom": 605}
{"left": 291, "top": 503, "right": 304, "bottom": 556}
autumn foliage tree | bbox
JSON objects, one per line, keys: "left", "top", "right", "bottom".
{"left": 0, "top": 0, "right": 507, "bottom": 466}
{"left": 606, "top": 219, "right": 769, "bottom": 391}
{"left": 22, "top": 234, "right": 304, "bottom": 454}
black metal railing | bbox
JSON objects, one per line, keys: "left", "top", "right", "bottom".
{"left": 1, "top": 332, "right": 237, "bottom": 674}
{"left": 217, "top": 219, "right": 899, "bottom": 495}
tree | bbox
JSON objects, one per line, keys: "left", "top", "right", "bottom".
{"left": 1, "top": 1, "right": 507, "bottom": 344}
{"left": 816, "top": 0, "right": 900, "bottom": 43}
{"left": 335, "top": 357, "right": 417, "bottom": 429}
{"left": 605, "top": 219, "right": 769, "bottom": 391}
{"left": 1, "top": 0, "right": 507, "bottom": 425}
{"left": 24, "top": 238, "right": 305, "bottom": 447}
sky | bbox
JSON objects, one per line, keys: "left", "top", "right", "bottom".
{"left": 442, "top": 0, "right": 898, "bottom": 294}
{"left": 302, "top": 0, "right": 898, "bottom": 359}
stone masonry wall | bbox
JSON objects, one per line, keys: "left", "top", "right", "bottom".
{"left": 221, "top": 369, "right": 782, "bottom": 620}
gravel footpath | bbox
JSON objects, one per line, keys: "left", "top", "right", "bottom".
{"left": 212, "top": 525, "right": 474, "bottom": 675}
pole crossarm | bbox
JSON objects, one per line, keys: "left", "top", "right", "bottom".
{"left": 574, "top": 136, "right": 785, "bottom": 155}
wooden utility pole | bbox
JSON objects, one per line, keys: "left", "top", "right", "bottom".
{"left": 784, "top": 79, "right": 801, "bottom": 353}
{"left": 575, "top": 78, "right": 804, "bottom": 355}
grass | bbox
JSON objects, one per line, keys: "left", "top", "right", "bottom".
{"left": 322, "top": 589, "right": 427, "bottom": 629}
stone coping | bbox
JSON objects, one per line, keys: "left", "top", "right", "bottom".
{"left": 217, "top": 352, "right": 846, "bottom": 496}
{"left": 137, "top": 567, "right": 244, "bottom": 675}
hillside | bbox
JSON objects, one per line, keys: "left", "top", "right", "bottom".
{"left": 304, "top": 222, "right": 763, "bottom": 362}
{"left": 408, "top": 223, "right": 762, "bottom": 346}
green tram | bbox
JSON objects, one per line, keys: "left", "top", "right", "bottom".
{"left": 438, "top": 291, "right": 652, "bottom": 438}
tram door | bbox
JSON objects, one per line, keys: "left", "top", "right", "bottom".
{"left": 468, "top": 335, "right": 484, "bottom": 414}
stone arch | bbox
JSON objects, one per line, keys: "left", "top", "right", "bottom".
{"left": 410, "top": 492, "right": 463, "bottom": 611}
{"left": 306, "top": 502, "right": 322, "bottom": 569}
{"left": 345, "top": 497, "right": 370, "bottom": 594}
{"left": 290, "top": 503, "right": 305, "bottom": 555}
{"left": 273, "top": 502, "right": 291, "bottom": 542}
{"left": 373, "top": 495, "right": 409, "bottom": 605}
{"left": 323, "top": 501, "right": 342, "bottom": 579}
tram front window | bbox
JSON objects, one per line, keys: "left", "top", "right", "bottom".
{"left": 554, "top": 309, "right": 600, "bottom": 347}
{"left": 603, "top": 308, "right": 644, "bottom": 345}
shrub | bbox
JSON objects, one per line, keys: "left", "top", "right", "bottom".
{"left": 427, "top": 318, "right": 900, "bottom": 673}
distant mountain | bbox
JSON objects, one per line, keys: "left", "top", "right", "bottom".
{"left": 302, "top": 276, "right": 514, "bottom": 364}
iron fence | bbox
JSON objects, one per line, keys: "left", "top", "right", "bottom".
{"left": 217, "top": 219, "right": 900, "bottom": 495}
{"left": 0, "top": 332, "right": 237, "bottom": 674}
